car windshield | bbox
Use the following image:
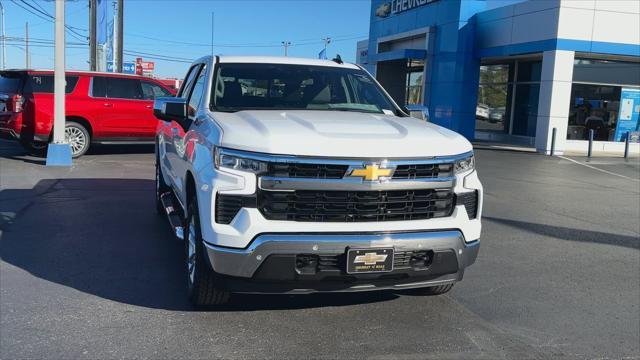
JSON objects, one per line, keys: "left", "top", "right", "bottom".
{"left": 211, "top": 63, "right": 398, "bottom": 114}
{"left": 0, "top": 72, "right": 25, "bottom": 94}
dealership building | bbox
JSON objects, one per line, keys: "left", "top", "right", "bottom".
{"left": 357, "top": 0, "right": 640, "bottom": 154}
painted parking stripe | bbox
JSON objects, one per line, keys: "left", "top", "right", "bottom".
{"left": 558, "top": 156, "right": 640, "bottom": 182}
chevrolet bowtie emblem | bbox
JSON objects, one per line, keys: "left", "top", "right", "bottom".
{"left": 354, "top": 252, "right": 388, "bottom": 265}
{"left": 349, "top": 164, "right": 393, "bottom": 181}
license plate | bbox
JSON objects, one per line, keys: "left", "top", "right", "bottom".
{"left": 346, "top": 248, "right": 394, "bottom": 274}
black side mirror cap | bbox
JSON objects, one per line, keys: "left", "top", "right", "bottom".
{"left": 154, "top": 97, "right": 187, "bottom": 123}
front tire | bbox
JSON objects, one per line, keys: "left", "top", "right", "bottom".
{"left": 185, "top": 195, "right": 230, "bottom": 307}
{"left": 19, "top": 139, "right": 47, "bottom": 156}
{"left": 155, "top": 155, "right": 170, "bottom": 214}
{"left": 65, "top": 121, "right": 90, "bottom": 157}
{"left": 403, "top": 283, "right": 454, "bottom": 296}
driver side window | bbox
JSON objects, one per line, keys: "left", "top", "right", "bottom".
{"left": 187, "top": 65, "right": 208, "bottom": 118}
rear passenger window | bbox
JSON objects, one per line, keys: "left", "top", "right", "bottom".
{"left": 106, "top": 78, "right": 144, "bottom": 99}
{"left": 92, "top": 77, "right": 107, "bottom": 97}
{"left": 141, "top": 82, "right": 171, "bottom": 100}
{"left": 28, "top": 75, "right": 79, "bottom": 93}
{"left": 92, "top": 77, "right": 144, "bottom": 100}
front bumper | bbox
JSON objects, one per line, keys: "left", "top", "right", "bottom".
{"left": 203, "top": 230, "right": 479, "bottom": 294}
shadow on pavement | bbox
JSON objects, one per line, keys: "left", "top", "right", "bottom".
{"left": 0, "top": 140, "right": 154, "bottom": 165}
{"left": 0, "top": 178, "right": 399, "bottom": 311}
{"left": 485, "top": 216, "right": 640, "bottom": 249}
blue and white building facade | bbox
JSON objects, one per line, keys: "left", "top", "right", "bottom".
{"left": 358, "top": 0, "right": 640, "bottom": 154}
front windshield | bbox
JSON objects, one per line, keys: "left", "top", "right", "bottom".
{"left": 211, "top": 63, "right": 398, "bottom": 114}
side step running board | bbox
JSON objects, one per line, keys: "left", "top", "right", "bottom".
{"left": 160, "top": 192, "right": 185, "bottom": 241}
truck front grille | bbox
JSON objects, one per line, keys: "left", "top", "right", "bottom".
{"left": 392, "top": 163, "right": 453, "bottom": 179}
{"left": 266, "top": 163, "right": 348, "bottom": 179}
{"left": 258, "top": 189, "right": 454, "bottom": 222}
{"left": 265, "top": 162, "right": 454, "bottom": 180}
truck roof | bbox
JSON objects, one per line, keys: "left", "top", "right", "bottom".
{"left": 0, "top": 69, "right": 147, "bottom": 78}
{"left": 216, "top": 56, "right": 360, "bottom": 69}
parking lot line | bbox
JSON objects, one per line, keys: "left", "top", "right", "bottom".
{"left": 558, "top": 155, "right": 640, "bottom": 182}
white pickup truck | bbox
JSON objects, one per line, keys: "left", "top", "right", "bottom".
{"left": 154, "top": 56, "right": 482, "bottom": 306}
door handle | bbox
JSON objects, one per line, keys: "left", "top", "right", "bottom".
{"left": 145, "top": 105, "right": 152, "bottom": 109}
{"left": 103, "top": 103, "right": 113, "bottom": 107}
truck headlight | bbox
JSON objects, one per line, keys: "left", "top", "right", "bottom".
{"left": 454, "top": 155, "right": 475, "bottom": 174}
{"left": 214, "top": 148, "right": 268, "bottom": 174}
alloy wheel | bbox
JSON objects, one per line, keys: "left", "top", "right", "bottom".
{"left": 64, "top": 126, "right": 87, "bottom": 156}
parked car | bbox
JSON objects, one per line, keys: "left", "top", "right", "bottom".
{"left": 476, "top": 103, "right": 490, "bottom": 119}
{"left": 489, "top": 106, "right": 505, "bottom": 123}
{"left": 154, "top": 56, "right": 483, "bottom": 307}
{"left": 0, "top": 70, "right": 175, "bottom": 157}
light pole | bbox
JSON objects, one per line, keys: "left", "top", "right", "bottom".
{"left": 282, "top": 41, "right": 291, "bottom": 57}
{"left": 322, "top": 37, "right": 331, "bottom": 58}
{"left": 46, "top": 0, "right": 72, "bottom": 166}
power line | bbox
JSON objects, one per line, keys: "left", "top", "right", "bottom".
{"left": 10, "top": 0, "right": 87, "bottom": 42}
{"left": 6, "top": 36, "right": 194, "bottom": 64}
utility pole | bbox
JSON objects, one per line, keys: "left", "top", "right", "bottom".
{"left": 25, "top": 22, "right": 29, "bottom": 68}
{"left": 281, "top": 41, "right": 291, "bottom": 57}
{"left": 1, "top": 1, "right": 6, "bottom": 70}
{"left": 111, "top": 1, "right": 117, "bottom": 72}
{"left": 46, "top": 0, "right": 72, "bottom": 166}
{"left": 89, "top": 0, "right": 97, "bottom": 71}
{"left": 116, "top": 0, "right": 123, "bottom": 72}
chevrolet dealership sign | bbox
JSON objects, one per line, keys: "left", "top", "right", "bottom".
{"left": 376, "top": 0, "right": 438, "bottom": 17}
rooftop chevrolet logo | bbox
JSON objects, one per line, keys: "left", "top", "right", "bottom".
{"left": 348, "top": 164, "right": 394, "bottom": 181}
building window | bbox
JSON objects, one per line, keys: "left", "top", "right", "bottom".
{"left": 477, "top": 60, "right": 542, "bottom": 138}
{"left": 477, "top": 64, "right": 512, "bottom": 133}
{"left": 405, "top": 60, "right": 424, "bottom": 105}
{"left": 567, "top": 58, "right": 640, "bottom": 141}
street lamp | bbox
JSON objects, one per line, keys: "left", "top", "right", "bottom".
{"left": 281, "top": 41, "right": 291, "bottom": 57}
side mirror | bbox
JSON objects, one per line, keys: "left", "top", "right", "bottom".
{"left": 154, "top": 97, "right": 187, "bottom": 124}
{"left": 405, "top": 104, "right": 430, "bottom": 122}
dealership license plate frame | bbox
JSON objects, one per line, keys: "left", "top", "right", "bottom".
{"left": 346, "top": 247, "right": 394, "bottom": 274}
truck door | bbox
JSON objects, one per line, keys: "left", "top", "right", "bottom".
{"left": 163, "top": 64, "right": 203, "bottom": 194}
{"left": 91, "top": 76, "right": 149, "bottom": 139}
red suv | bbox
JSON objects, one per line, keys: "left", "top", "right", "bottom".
{"left": 0, "top": 70, "right": 175, "bottom": 157}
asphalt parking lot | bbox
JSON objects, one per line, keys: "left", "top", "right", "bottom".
{"left": 1, "top": 139, "right": 638, "bottom": 359}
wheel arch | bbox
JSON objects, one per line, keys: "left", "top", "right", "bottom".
{"left": 65, "top": 116, "right": 93, "bottom": 139}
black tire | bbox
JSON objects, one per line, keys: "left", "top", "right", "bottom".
{"left": 19, "top": 139, "right": 47, "bottom": 156}
{"left": 404, "top": 283, "right": 454, "bottom": 296}
{"left": 155, "top": 154, "right": 170, "bottom": 215}
{"left": 65, "top": 121, "right": 90, "bottom": 157}
{"left": 185, "top": 195, "right": 230, "bottom": 307}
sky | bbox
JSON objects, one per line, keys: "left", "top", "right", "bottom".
{"left": 1, "top": 0, "right": 372, "bottom": 78}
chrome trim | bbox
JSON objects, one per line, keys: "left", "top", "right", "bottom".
{"left": 217, "top": 147, "right": 474, "bottom": 166}
{"left": 203, "top": 230, "right": 476, "bottom": 278}
{"left": 259, "top": 176, "right": 455, "bottom": 191}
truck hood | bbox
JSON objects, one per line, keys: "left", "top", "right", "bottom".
{"left": 211, "top": 110, "right": 472, "bottom": 158}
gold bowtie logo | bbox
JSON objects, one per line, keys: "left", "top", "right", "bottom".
{"left": 354, "top": 252, "right": 388, "bottom": 265}
{"left": 349, "top": 164, "right": 393, "bottom": 181}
